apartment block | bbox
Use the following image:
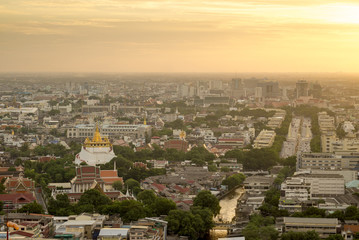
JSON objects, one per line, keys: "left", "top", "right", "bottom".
{"left": 253, "top": 130, "right": 276, "bottom": 149}
{"left": 298, "top": 152, "right": 359, "bottom": 171}
{"left": 67, "top": 124, "right": 151, "bottom": 139}
{"left": 277, "top": 217, "right": 340, "bottom": 238}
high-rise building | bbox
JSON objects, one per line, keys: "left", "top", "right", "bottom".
{"left": 296, "top": 80, "right": 309, "bottom": 98}
{"left": 311, "top": 83, "right": 322, "bottom": 98}
{"left": 257, "top": 81, "right": 280, "bottom": 98}
{"left": 231, "top": 78, "right": 245, "bottom": 98}
{"left": 232, "top": 78, "right": 243, "bottom": 90}
{"left": 254, "top": 87, "right": 263, "bottom": 102}
{"left": 210, "top": 80, "right": 223, "bottom": 90}
{"left": 178, "top": 84, "right": 189, "bottom": 98}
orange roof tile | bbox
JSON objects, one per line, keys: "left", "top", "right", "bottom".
{"left": 100, "top": 170, "right": 118, "bottom": 178}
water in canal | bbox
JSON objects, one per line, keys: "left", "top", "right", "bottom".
{"left": 210, "top": 188, "right": 244, "bottom": 240}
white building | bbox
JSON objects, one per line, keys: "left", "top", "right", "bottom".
{"left": 74, "top": 126, "right": 116, "bottom": 166}
{"left": 253, "top": 130, "right": 276, "bottom": 148}
{"left": 281, "top": 173, "right": 345, "bottom": 199}
{"left": 67, "top": 123, "right": 151, "bottom": 140}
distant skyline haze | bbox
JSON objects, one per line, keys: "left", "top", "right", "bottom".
{"left": 1, "top": 0, "right": 359, "bottom": 72}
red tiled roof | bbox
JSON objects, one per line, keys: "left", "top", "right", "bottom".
{"left": 19, "top": 222, "right": 38, "bottom": 227}
{"left": 151, "top": 183, "right": 166, "bottom": 192}
{"left": 7, "top": 177, "right": 35, "bottom": 189}
{"left": 173, "top": 185, "right": 190, "bottom": 194}
{"left": 10, "top": 231, "right": 34, "bottom": 237}
{"left": 175, "top": 200, "right": 193, "bottom": 205}
{"left": 0, "top": 193, "right": 35, "bottom": 203}
{"left": 100, "top": 170, "right": 118, "bottom": 178}
{"left": 81, "top": 166, "right": 97, "bottom": 173}
{"left": 102, "top": 177, "right": 123, "bottom": 184}
{"left": 344, "top": 225, "right": 359, "bottom": 233}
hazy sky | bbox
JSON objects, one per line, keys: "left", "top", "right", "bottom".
{"left": 1, "top": 0, "right": 359, "bottom": 72}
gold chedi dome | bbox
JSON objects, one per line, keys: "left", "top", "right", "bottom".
{"left": 83, "top": 125, "right": 112, "bottom": 148}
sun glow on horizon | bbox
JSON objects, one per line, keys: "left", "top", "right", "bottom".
{"left": 1, "top": 0, "right": 359, "bottom": 72}
{"left": 321, "top": 3, "right": 359, "bottom": 24}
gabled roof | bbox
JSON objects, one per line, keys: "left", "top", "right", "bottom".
{"left": 0, "top": 193, "right": 35, "bottom": 203}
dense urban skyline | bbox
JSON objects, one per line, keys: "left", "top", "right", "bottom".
{"left": 1, "top": 0, "right": 359, "bottom": 72}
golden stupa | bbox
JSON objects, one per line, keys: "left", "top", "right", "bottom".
{"left": 75, "top": 124, "right": 116, "bottom": 166}
{"left": 83, "top": 125, "right": 111, "bottom": 148}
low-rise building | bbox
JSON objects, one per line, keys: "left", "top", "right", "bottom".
{"left": 0, "top": 193, "right": 36, "bottom": 212}
{"left": 4, "top": 174, "right": 36, "bottom": 194}
{"left": 146, "top": 160, "right": 169, "bottom": 169}
{"left": 67, "top": 124, "right": 151, "bottom": 140}
{"left": 276, "top": 217, "right": 340, "bottom": 238}
{"left": 244, "top": 176, "right": 274, "bottom": 195}
{"left": 164, "top": 139, "right": 188, "bottom": 152}
{"left": 282, "top": 173, "right": 345, "bottom": 199}
{"left": 218, "top": 163, "right": 243, "bottom": 172}
{"left": 2, "top": 213, "right": 54, "bottom": 238}
{"left": 298, "top": 152, "right": 359, "bottom": 171}
{"left": 253, "top": 130, "right": 276, "bottom": 149}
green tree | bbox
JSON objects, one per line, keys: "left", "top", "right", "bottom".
{"left": 167, "top": 210, "right": 203, "bottom": 240}
{"left": 193, "top": 190, "right": 221, "bottom": 216}
{"left": 153, "top": 198, "right": 177, "bottom": 216}
{"left": 101, "top": 200, "right": 147, "bottom": 222}
{"left": 208, "top": 164, "right": 218, "bottom": 172}
{"left": 345, "top": 205, "right": 358, "bottom": 220}
{"left": 326, "top": 234, "right": 344, "bottom": 240}
{"left": 112, "top": 180, "right": 123, "bottom": 191}
{"left": 190, "top": 207, "right": 215, "bottom": 233}
{"left": 48, "top": 194, "right": 73, "bottom": 216}
{"left": 137, "top": 190, "right": 157, "bottom": 206}
{"left": 77, "top": 189, "right": 111, "bottom": 212}
{"left": 18, "top": 202, "right": 44, "bottom": 214}
{"left": 125, "top": 178, "right": 140, "bottom": 190}
{"left": 0, "top": 182, "right": 5, "bottom": 194}
{"left": 7, "top": 167, "right": 16, "bottom": 172}
{"left": 220, "top": 167, "right": 230, "bottom": 172}
{"left": 222, "top": 173, "right": 245, "bottom": 190}
{"left": 242, "top": 214, "right": 278, "bottom": 240}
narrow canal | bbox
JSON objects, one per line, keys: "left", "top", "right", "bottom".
{"left": 210, "top": 188, "right": 244, "bottom": 240}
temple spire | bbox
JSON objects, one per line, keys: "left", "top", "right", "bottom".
{"left": 92, "top": 123, "right": 102, "bottom": 142}
{"left": 143, "top": 111, "right": 147, "bottom": 125}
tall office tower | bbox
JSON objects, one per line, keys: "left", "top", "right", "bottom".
{"left": 257, "top": 81, "right": 281, "bottom": 98}
{"left": 296, "top": 80, "right": 309, "bottom": 98}
{"left": 210, "top": 80, "right": 223, "bottom": 90}
{"left": 311, "top": 83, "right": 322, "bottom": 98}
{"left": 178, "top": 84, "right": 190, "bottom": 98}
{"left": 255, "top": 87, "right": 263, "bottom": 102}
{"left": 282, "top": 87, "right": 288, "bottom": 100}
{"left": 231, "top": 78, "right": 245, "bottom": 98}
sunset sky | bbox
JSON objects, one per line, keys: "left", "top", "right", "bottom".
{"left": 1, "top": 0, "right": 359, "bottom": 72}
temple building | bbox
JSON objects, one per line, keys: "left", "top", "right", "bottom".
{"left": 62, "top": 165, "right": 130, "bottom": 202}
{"left": 75, "top": 125, "right": 116, "bottom": 166}
{"left": 70, "top": 166, "right": 105, "bottom": 194}
{"left": 4, "top": 173, "right": 35, "bottom": 194}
